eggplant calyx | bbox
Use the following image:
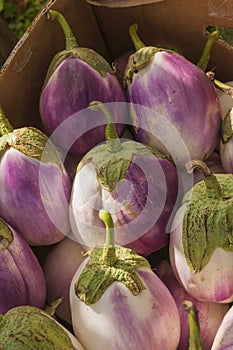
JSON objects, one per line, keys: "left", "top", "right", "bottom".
{"left": 221, "top": 108, "right": 233, "bottom": 143}
{"left": 123, "top": 46, "right": 159, "bottom": 86}
{"left": 182, "top": 166, "right": 233, "bottom": 272}
{"left": 0, "top": 106, "right": 14, "bottom": 137}
{"left": 75, "top": 209, "right": 150, "bottom": 305}
{"left": 0, "top": 219, "right": 13, "bottom": 250}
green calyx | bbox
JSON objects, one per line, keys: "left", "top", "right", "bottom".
{"left": 0, "top": 219, "right": 13, "bottom": 250}
{"left": 0, "top": 306, "right": 75, "bottom": 350}
{"left": 44, "top": 10, "right": 114, "bottom": 86}
{"left": 75, "top": 209, "right": 150, "bottom": 305}
{"left": 0, "top": 121, "right": 63, "bottom": 169}
{"left": 221, "top": 108, "right": 233, "bottom": 143}
{"left": 77, "top": 102, "right": 169, "bottom": 192}
{"left": 182, "top": 160, "right": 233, "bottom": 272}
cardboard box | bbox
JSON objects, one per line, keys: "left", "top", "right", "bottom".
{"left": 0, "top": 0, "right": 233, "bottom": 130}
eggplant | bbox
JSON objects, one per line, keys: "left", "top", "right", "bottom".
{"left": 123, "top": 24, "right": 221, "bottom": 165}
{"left": 169, "top": 160, "right": 233, "bottom": 303}
{"left": 39, "top": 10, "right": 127, "bottom": 157}
{"left": 0, "top": 219, "right": 46, "bottom": 313}
{"left": 220, "top": 107, "right": 233, "bottom": 173}
{"left": 0, "top": 305, "right": 84, "bottom": 349}
{"left": 43, "top": 237, "right": 86, "bottom": 324}
{"left": 156, "top": 260, "right": 229, "bottom": 350}
{"left": 70, "top": 209, "right": 180, "bottom": 350}
{"left": 0, "top": 106, "right": 72, "bottom": 246}
{"left": 69, "top": 101, "right": 180, "bottom": 256}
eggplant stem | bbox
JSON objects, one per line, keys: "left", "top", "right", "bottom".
{"left": 48, "top": 10, "right": 78, "bottom": 50}
{"left": 129, "top": 23, "right": 146, "bottom": 51}
{"left": 0, "top": 106, "right": 14, "bottom": 136}
{"left": 89, "top": 101, "right": 122, "bottom": 153}
{"left": 99, "top": 209, "right": 117, "bottom": 265}
{"left": 197, "top": 30, "right": 219, "bottom": 71}
{"left": 183, "top": 300, "right": 203, "bottom": 350}
{"left": 186, "top": 160, "right": 222, "bottom": 199}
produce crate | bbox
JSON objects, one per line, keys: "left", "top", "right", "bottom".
{"left": 0, "top": 0, "right": 233, "bottom": 130}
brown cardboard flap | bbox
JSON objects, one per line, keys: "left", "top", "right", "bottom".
{"left": 0, "top": 0, "right": 233, "bottom": 128}
{"left": 0, "top": 0, "right": 108, "bottom": 128}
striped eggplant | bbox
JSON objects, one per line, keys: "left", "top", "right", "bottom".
{"left": 70, "top": 209, "right": 180, "bottom": 350}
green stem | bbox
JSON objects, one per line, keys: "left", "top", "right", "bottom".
{"left": 99, "top": 209, "right": 117, "bottom": 265}
{"left": 186, "top": 160, "right": 222, "bottom": 199}
{"left": 48, "top": 10, "right": 78, "bottom": 50}
{"left": 129, "top": 23, "right": 146, "bottom": 50}
{"left": 214, "top": 79, "right": 233, "bottom": 98}
{"left": 183, "top": 300, "right": 203, "bottom": 350}
{"left": 197, "top": 30, "right": 219, "bottom": 71}
{"left": 88, "top": 101, "right": 122, "bottom": 153}
{"left": 0, "top": 106, "right": 14, "bottom": 136}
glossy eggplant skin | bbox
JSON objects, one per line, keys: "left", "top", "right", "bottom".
{"left": 40, "top": 56, "right": 127, "bottom": 157}
{"left": 0, "top": 146, "right": 72, "bottom": 246}
{"left": 0, "top": 220, "right": 46, "bottom": 314}
{"left": 125, "top": 49, "right": 221, "bottom": 165}
{"left": 69, "top": 139, "right": 179, "bottom": 257}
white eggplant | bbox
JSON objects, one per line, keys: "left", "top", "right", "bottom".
{"left": 70, "top": 210, "right": 180, "bottom": 350}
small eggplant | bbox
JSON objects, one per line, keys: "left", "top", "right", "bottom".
{"left": 39, "top": 10, "right": 126, "bottom": 157}
{"left": 0, "top": 219, "right": 46, "bottom": 314}
{"left": 0, "top": 305, "right": 84, "bottom": 349}
{"left": 69, "top": 101, "right": 179, "bottom": 256}
{"left": 156, "top": 260, "right": 229, "bottom": 350}
{"left": 43, "top": 236, "right": 86, "bottom": 324}
{"left": 169, "top": 160, "right": 233, "bottom": 303}
{"left": 70, "top": 209, "right": 180, "bottom": 350}
{"left": 124, "top": 24, "right": 221, "bottom": 165}
{"left": 0, "top": 107, "right": 72, "bottom": 246}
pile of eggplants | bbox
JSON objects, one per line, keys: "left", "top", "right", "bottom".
{"left": 1, "top": 7, "right": 233, "bottom": 350}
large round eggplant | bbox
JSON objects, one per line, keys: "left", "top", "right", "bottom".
{"left": 124, "top": 24, "right": 221, "bottom": 165}
{"left": 69, "top": 101, "right": 180, "bottom": 256}
{"left": 0, "top": 107, "right": 72, "bottom": 246}
{"left": 0, "top": 219, "right": 46, "bottom": 314}
{"left": 39, "top": 10, "right": 127, "bottom": 157}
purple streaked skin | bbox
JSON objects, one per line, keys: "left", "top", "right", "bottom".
{"left": 211, "top": 305, "right": 233, "bottom": 350}
{"left": 0, "top": 223, "right": 46, "bottom": 313}
{"left": 169, "top": 202, "right": 233, "bottom": 303}
{"left": 69, "top": 154, "right": 179, "bottom": 256}
{"left": 70, "top": 260, "right": 180, "bottom": 350}
{"left": 0, "top": 148, "right": 72, "bottom": 246}
{"left": 127, "top": 50, "right": 221, "bottom": 165}
{"left": 156, "top": 260, "right": 229, "bottom": 350}
{"left": 39, "top": 57, "right": 127, "bottom": 157}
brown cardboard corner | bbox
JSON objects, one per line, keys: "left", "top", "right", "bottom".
{"left": 0, "top": 0, "right": 108, "bottom": 129}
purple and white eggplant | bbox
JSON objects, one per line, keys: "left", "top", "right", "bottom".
{"left": 39, "top": 10, "right": 126, "bottom": 157}
{"left": 0, "top": 219, "right": 46, "bottom": 314}
{"left": 70, "top": 209, "right": 180, "bottom": 350}
{"left": 69, "top": 101, "right": 179, "bottom": 256}
{"left": 156, "top": 260, "right": 229, "bottom": 350}
{"left": 211, "top": 304, "right": 233, "bottom": 350}
{"left": 0, "top": 107, "right": 72, "bottom": 246}
{"left": 43, "top": 236, "right": 86, "bottom": 324}
{"left": 220, "top": 107, "right": 233, "bottom": 173}
{"left": 169, "top": 160, "right": 233, "bottom": 303}
{"left": 123, "top": 24, "right": 221, "bottom": 165}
